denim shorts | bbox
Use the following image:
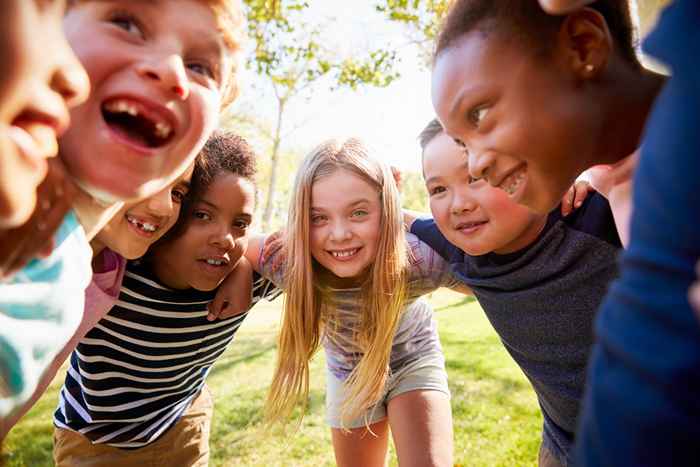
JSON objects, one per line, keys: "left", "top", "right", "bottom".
{"left": 325, "top": 351, "right": 450, "bottom": 429}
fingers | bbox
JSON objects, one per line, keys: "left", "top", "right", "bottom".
{"left": 207, "top": 258, "right": 254, "bottom": 321}
{"left": 261, "top": 230, "right": 287, "bottom": 269}
{"left": 206, "top": 298, "right": 229, "bottom": 321}
{"left": 573, "top": 180, "right": 592, "bottom": 207}
{"left": 561, "top": 185, "right": 576, "bottom": 216}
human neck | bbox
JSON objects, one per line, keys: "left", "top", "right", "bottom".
{"left": 150, "top": 249, "right": 190, "bottom": 290}
{"left": 594, "top": 64, "right": 666, "bottom": 165}
{"left": 73, "top": 187, "right": 123, "bottom": 243}
{"left": 492, "top": 214, "right": 548, "bottom": 255}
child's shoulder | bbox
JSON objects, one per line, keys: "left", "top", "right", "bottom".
{"left": 557, "top": 192, "right": 621, "bottom": 248}
{"left": 5, "top": 210, "right": 91, "bottom": 286}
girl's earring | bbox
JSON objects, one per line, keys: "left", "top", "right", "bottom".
{"left": 585, "top": 64, "right": 595, "bottom": 73}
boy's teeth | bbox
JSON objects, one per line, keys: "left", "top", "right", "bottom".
{"left": 502, "top": 170, "right": 525, "bottom": 195}
{"left": 331, "top": 249, "right": 358, "bottom": 258}
{"left": 104, "top": 98, "right": 173, "bottom": 140}
{"left": 155, "top": 122, "right": 172, "bottom": 139}
{"left": 107, "top": 100, "right": 139, "bottom": 116}
{"left": 206, "top": 259, "right": 225, "bottom": 266}
{"left": 127, "top": 215, "right": 158, "bottom": 232}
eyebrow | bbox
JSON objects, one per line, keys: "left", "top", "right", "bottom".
{"left": 448, "top": 84, "right": 490, "bottom": 121}
{"left": 311, "top": 199, "right": 371, "bottom": 210}
{"left": 195, "top": 199, "right": 219, "bottom": 211}
{"left": 424, "top": 161, "right": 469, "bottom": 185}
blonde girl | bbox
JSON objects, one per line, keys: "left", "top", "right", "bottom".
{"left": 246, "top": 138, "right": 463, "bottom": 467}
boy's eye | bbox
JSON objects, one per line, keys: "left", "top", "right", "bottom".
{"left": 468, "top": 105, "right": 490, "bottom": 127}
{"left": 187, "top": 61, "right": 215, "bottom": 79}
{"left": 171, "top": 188, "right": 188, "bottom": 203}
{"left": 429, "top": 186, "right": 447, "bottom": 196}
{"left": 233, "top": 219, "right": 250, "bottom": 230}
{"left": 194, "top": 211, "right": 211, "bottom": 221}
{"left": 108, "top": 11, "right": 145, "bottom": 39}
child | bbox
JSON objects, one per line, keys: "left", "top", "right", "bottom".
{"left": 410, "top": 119, "right": 621, "bottom": 466}
{"left": 431, "top": 0, "right": 700, "bottom": 463}
{"left": 0, "top": 0, "right": 245, "bottom": 419}
{"left": 248, "top": 138, "right": 460, "bottom": 467}
{"left": 535, "top": 1, "right": 700, "bottom": 465}
{"left": 0, "top": 164, "right": 193, "bottom": 441}
{"left": 52, "top": 132, "right": 278, "bottom": 466}
{"left": 430, "top": 0, "right": 662, "bottom": 215}
{"left": 0, "top": 0, "right": 89, "bottom": 229}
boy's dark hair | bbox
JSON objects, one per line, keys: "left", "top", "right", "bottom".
{"left": 189, "top": 130, "right": 257, "bottom": 202}
{"left": 419, "top": 118, "right": 445, "bottom": 152}
{"left": 155, "top": 131, "right": 257, "bottom": 245}
{"left": 435, "top": 0, "right": 639, "bottom": 67}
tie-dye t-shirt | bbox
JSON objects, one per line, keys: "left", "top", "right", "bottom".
{"left": 260, "top": 233, "right": 459, "bottom": 379}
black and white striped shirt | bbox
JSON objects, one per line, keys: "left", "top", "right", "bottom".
{"left": 53, "top": 261, "right": 278, "bottom": 448}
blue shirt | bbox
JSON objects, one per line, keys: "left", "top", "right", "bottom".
{"left": 576, "top": 1, "right": 700, "bottom": 465}
{"left": 0, "top": 211, "right": 92, "bottom": 416}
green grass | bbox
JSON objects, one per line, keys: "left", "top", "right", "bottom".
{"left": 3, "top": 289, "right": 541, "bottom": 466}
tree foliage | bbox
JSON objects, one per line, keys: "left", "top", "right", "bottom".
{"left": 240, "top": 0, "right": 403, "bottom": 230}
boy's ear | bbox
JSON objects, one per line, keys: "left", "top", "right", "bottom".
{"left": 557, "top": 7, "right": 612, "bottom": 80}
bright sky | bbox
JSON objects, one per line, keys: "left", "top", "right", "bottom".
{"left": 232, "top": 1, "right": 435, "bottom": 172}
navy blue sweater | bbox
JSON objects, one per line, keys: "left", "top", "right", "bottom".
{"left": 576, "top": 1, "right": 700, "bottom": 465}
{"left": 413, "top": 193, "right": 620, "bottom": 465}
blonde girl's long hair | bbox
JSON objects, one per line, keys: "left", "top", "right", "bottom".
{"left": 265, "top": 138, "right": 408, "bottom": 427}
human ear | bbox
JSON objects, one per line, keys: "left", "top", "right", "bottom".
{"left": 557, "top": 8, "right": 612, "bottom": 80}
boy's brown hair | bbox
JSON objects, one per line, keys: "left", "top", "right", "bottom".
{"left": 67, "top": 0, "right": 246, "bottom": 107}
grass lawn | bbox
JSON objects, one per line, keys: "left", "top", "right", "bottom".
{"left": 3, "top": 289, "right": 541, "bottom": 466}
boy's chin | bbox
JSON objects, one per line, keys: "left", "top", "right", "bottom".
{"left": 74, "top": 179, "right": 129, "bottom": 206}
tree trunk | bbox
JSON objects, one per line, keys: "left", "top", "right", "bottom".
{"left": 262, "top": 99, "right": 285, "bottom": 231}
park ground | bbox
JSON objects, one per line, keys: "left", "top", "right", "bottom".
{"left": 4, "top": 289, "right": 541, "bottom": 466}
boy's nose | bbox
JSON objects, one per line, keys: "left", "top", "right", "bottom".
{"left": 52, "top": 40, "right": 90, "bottom": 110}
{"left": 146, "top": 187, "right": 174, "bottom": 217}
{"left": 467, "top": 150, "right": 495, "bottom": 184}
{"left": 451, "top": 189, "right": 477, "bottom": 215}
{"left": 137, "top": 55, "right": 190, "bottom": 100}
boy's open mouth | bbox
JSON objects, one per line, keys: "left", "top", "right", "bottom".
{"left": 126, "top": 213, "right": 160, "bottom": 236}
{"left": 101, "top": 97, "right": 175, "bottom": 149}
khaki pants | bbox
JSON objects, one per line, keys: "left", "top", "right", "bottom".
{"left": 53, "top": 386, "right": 213, "bottom": 467}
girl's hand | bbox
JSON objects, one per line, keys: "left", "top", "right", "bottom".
{"left": 587, "top": 152, "right": 638, "bottom": 247}
{"left": 0, "top": 158, "right": 77, "bottom": 278}
{"left": 207, "top": 257, "right": 253, "bottom": 321}
{"left": 690, "top": 260, "right": 700, "bottom": 320}
{"left": 561, "top": 180, "right": 593, "bottom": 216}
{"left": 261, "top": 230, "right": 287, "bottom": 273}
{"left": 538, "top": 0, "right": 594, "bottom": 14}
